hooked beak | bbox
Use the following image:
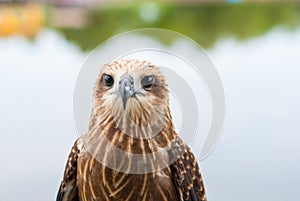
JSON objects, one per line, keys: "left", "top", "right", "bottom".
{"left": 119, "top": 74, "right": 135, "bottom": 110}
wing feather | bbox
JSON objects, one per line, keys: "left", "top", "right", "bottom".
{"left": 169, "top": 137, "right": 206, "bottom": 201}
{"left": 56, "top": 139, "right": 81, "bottom": 201}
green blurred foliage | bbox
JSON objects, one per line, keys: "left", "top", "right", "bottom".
{"left": 58, "top": 3, "right": 300, "bottom": 51}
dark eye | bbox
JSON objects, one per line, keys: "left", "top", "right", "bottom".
{"left": 141, "top": 75, "right": 155, "bottom": 89}
{"left": 102, "top": 74, "right": 114, "bottom": 87}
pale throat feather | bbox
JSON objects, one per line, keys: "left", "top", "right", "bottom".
{"left": 91, "top": 101, "right": 176, "bottom": 154}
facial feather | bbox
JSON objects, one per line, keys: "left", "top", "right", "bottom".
{"left": 93, "top": 59, "right": 169, "bottom": 129}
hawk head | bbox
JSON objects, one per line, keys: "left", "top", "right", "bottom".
{"left": 92, "top": 59, "right": 172, "bottom": 138}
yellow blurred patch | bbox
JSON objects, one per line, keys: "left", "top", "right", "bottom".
{"left": 0, "top": 4, "right": 44, "bottom": 38}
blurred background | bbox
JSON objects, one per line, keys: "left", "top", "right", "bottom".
{"left": 0, "top": 0, "right": 300, "bottom": 201}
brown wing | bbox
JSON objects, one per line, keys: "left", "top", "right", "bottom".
{"left": 56, "top": 139, "right": 81, "bottom": 201}
{"left": 169, "top": 138, "right": 207, "bottom": 201}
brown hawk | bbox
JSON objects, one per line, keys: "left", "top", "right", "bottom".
{"left": 56, "top": 59, "right": 207, "bottom": 201}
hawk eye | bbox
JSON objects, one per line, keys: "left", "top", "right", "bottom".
{"left": 141, "top": 75, "right": 155, "bottom": 90}
{"left": 102, "top": 74, "right": 114, "bottom": 87}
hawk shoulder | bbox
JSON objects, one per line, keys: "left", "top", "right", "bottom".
{"left": 169, "top": 137, "right": 207, "bottom": 201}
{"left": 56, "top": 138, "right": 83, "bottom": 201}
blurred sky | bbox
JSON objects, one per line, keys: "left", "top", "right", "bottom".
{"left": 0, "top": 25, "right": 300, "bottom": 201}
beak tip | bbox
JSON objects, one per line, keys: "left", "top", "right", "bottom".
{"left": 122, "top": 102, "right": 126, "bottom": 110}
